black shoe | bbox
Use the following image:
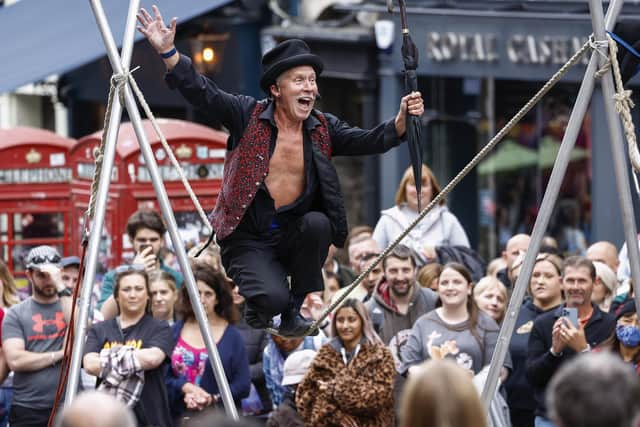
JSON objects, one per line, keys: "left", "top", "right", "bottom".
{"left": 276, "top": 310, "right": 318, "bottom": 338}
{"left": 245, "top": 306, "right": 272, "bottom": 330}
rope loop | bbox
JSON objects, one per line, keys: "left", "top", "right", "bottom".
{"left": 590, "top": 34, "right": 612, "bottom": 79}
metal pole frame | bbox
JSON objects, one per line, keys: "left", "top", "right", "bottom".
{"left": 66, "top": 0, "right": 239, "bottom": 419}
{"left": 64, "top": 0, "right": 139, "bottom": 404}
{"left": 481, "top": 0, "right": 626, "bottom": 408}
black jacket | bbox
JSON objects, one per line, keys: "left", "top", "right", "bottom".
{"left": 435, "top": 246, "right": 486, "bottom": 282}
{"left": 505, "top": 299, "right": 558, "bottom": 413}
{"left": 525, "top": 303, "right": 615, "bottom": 417}
{"left": 165, "top": 54, "right": 403, "bottom": 247}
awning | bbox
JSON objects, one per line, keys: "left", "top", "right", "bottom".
{"left": 0, "top": 0, "right": 232, "bottom": 95}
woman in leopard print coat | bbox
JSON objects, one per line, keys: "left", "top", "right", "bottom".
{"left": 296, "top": 299, "right": 395, "bottom": 427}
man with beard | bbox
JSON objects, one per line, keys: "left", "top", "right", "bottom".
{"left": 2, "top": 245, "right": 72, "bottom": 426}
{"left": 366, "top": 245, "right": 437, "bottom": 352}
{"left": 137, "top": 6, "right": 424, "bottom": 337}
{"left": 526, "top": 256, "right": 615, "bottom": 427}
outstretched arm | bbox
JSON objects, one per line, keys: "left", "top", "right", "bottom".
{"left": 137, "top": 5, "right": 179, "bottom": 70}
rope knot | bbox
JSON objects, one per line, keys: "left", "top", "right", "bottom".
{"left": 614, "top": 89, "right": 635, "bottom": 113}
{"left": 109, "top": 66, "right": 141, "bottom": 104}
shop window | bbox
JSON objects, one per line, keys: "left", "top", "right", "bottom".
{"left": 417, "top": 76, "right": 591, "bottom": 259}
{"left": 479, "top": 81, "right": 591, "bottom": 258}
{"left": 13, "top": 212, "right": 64, "bottom": 239}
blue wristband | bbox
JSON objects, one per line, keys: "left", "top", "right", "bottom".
{"left": 160, "top": 47, "right": 177, "bottom": 59}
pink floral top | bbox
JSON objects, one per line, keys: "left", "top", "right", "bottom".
{"left": 171, "top": 336, "right": 209, "bottom": 386}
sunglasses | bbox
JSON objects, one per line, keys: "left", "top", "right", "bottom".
{"left": 28, "top": 254, "right": 61, "bottom": 265}
{"left": 114, "top": 264, "right": 146, "bottom": 274}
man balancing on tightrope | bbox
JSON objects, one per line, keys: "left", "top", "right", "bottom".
{"left": 137, "top": 5, "right": 424, "bottom": 337}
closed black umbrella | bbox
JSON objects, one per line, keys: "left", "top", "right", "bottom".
{"left": 388, "top": 0, "right": 424, "bottom": 209}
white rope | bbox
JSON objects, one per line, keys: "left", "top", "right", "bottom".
{"left": 124, "top": 72, "right": 213, "bottom": 234}
{"left": 87, "top": 67, "right": 213, "bottom": 236}
{"left": 85, "top": 68, "right": 137, "bottom": 219}
{"left": 606, "top": 34, "right": 640, "bottom": 176}
{"left": 590, "top": 35, "right": 612, "bottom": 79}
{"left": 267, "top": 39, "right": 593, "bottom": 337}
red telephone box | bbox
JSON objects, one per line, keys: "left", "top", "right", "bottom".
{"left": 70, "top": 119, "right": 227, "bottom": 270}
{"left": 0, "top": 127, "right": 76, "bottom": 279}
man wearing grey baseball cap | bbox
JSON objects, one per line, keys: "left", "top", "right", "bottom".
{"left": 2, "top": 245, "right": 73, "bottom": 426}
{"left": 138, "top": 5, "right": 424, "bottom": 337}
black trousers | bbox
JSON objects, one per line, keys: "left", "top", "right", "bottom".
{"left": 220, "top": 212, "right": 332, "bottom": 319}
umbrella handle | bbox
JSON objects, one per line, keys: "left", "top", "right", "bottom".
{"left": 387, "top": 0, "right": 409, "bottom": 33}
{"left": 399, "top": 0, "right": 409, "bottom": 33}
{"left": 405, "top": 70, "right": 418, "bottom": 93}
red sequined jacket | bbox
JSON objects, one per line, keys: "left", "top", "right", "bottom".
{"left": 210, "top": 101, "right": 333, "bottom": 241}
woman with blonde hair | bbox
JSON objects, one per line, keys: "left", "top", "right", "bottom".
{"left": 296, "top": 298, "right": 395, "bottom": 427}
{"left": 473, "top": 276, "right": 508, "bottom": 324}
{"left": 373, "top": 164, "right": 469, "bottom": 264}
{"left": 505, "top": 252, "right": 563, "bottom": 427}
{"left": 400, "top": 359, "right": 487, "bottom": 427}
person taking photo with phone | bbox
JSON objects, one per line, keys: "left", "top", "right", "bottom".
{"left": 526, "top": 256, "right": 615, "bottom": 427}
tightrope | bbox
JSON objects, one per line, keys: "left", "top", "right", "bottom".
{"left": 277, "top": 38, "right": 592, "bottom": 337}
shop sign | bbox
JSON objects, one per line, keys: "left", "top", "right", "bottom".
{"left": 403, "top": 14, "right": 593, "bottom": 81}
{"left": 137, "top": 163, "right": 224, "bottom": 182}
{"left": 76, "top": 163, "right": 118, "bottom": 182}
{"left": 0, "top": 167, "right": 72, "bottom": 184}
{"left": 426, "top": 32, "right": 589, "bottom": 66}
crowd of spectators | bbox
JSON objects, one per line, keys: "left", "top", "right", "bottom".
{"left": 1, "top": 165, "right": 640, "bottom": 427}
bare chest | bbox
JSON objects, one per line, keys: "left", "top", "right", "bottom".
{"left": 268, "top": 131, "right": 304, "bottom": 174}
{"left": 265, "top": 130, "right": 305, "bottom": 207}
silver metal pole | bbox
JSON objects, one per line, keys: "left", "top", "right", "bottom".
{"left": 589, "top": 0, "right": 640, "bottom": 321}
{"left": 480, "top": 0, "right": 624, "bottom": 408}
{"left": 86, "top": 0, "right": 239, "bottom": 418}
{"left": 64, "top": 0, "right": 140, "bottom": 404}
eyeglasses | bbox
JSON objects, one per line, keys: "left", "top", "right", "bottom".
{"left": 114, "top": 264, "right": 146, "bottom": 274}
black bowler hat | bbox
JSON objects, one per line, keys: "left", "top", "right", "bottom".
{"left": 260, "top": 39, "right": 323, "bottom": 93}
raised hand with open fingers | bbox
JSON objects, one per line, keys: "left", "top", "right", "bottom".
{"left": 136, "top": 5, "right": 177, "bottom": 55}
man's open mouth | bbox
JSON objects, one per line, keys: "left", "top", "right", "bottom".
{"left": 298, "top": 96, "right": 314, "bottom": 107}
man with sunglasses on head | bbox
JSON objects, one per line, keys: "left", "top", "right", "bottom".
{"left": 98, "top": 209, "right": 184, "bottom": 320}
{"left": 2, "top": 245, "right": 72, "bottom": 426}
